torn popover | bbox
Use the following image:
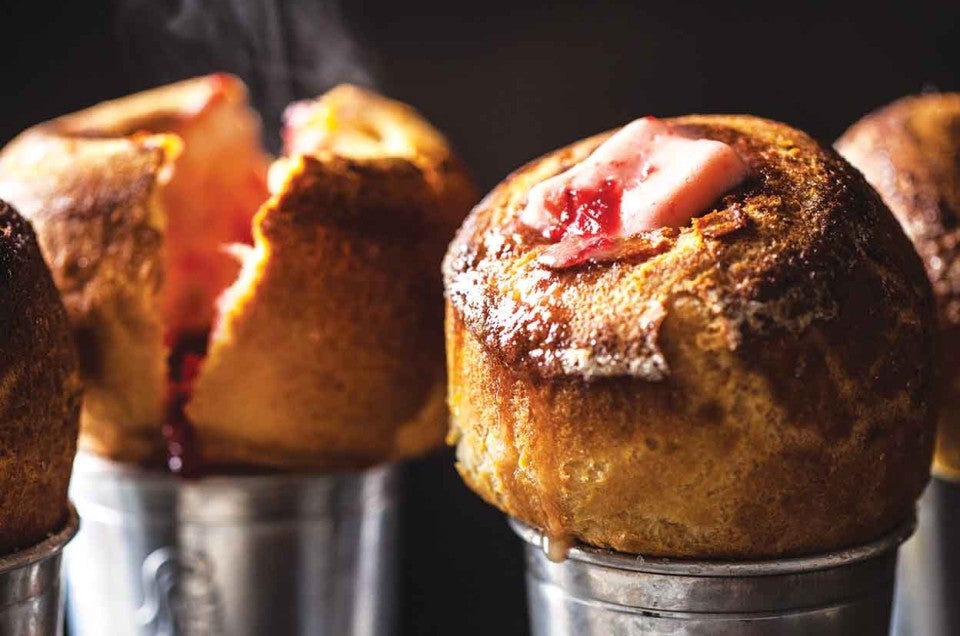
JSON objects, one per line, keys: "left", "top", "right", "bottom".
{"left": 444, "top": 115, "right": 938, "bottom": 558}
{"left": 0, "top": 200, "right": 81, "bottom": 552}
{"left": 0, "top": 75, "right": 476, "bottom": 471}
{"left": 837, "top": 93, "right": 960, "bottom": 480}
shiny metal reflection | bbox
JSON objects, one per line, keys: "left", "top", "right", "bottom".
{"left": 512, "top": 516, "right": 913, "bottom": 636}
{"left": 65, "top": 452, "right": 398, "bottom": 636}
{"left": 892, "top": 478, "right": 960, "bottom": 636}
{"left": 0, "top": 505, "right": 77, "bottom": 636}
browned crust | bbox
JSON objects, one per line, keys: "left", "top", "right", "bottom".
{"left": 0, "top": 75, "right": 264, "bottom": 464}
{"left": 837, "top": 94, "right": 960, "bottom": 329}
{"left": 0, "top": 201, "right": 81, "bottom": 553}
{"left": 445, "top": 115, "right": 938, "bottom": 557}
{"left": 0, "top": 75, "right": 478, "bottom": 470}
{"left": 837, "top": 93, "right": 960, "bottom": 479}
{"left": 0, "top": 132, "right": 173, "bottom": 462}
{"left": 187, "top": 151, "right": 475, "bottom": 470}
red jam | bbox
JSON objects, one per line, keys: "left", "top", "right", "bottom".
{"left": 540, "top": 178, "right": 624, "bottom": 241}
{"left": 521, "top": 117, "right": 749, "bottom": 268}
{"left": 164, "top": 333, "right": 208, "bottom": 476}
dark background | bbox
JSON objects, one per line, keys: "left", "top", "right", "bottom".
{"left": 1, "top": 1, "right": 958, "bottom": 634}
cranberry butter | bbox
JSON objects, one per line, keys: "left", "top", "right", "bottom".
{"left": 521, "top": 117, "right": 748, "bottom": 267}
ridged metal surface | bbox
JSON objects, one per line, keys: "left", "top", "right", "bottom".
{"left": 65, "top": 452, "right": 398, "bottom": 636}
{"left": 0, "top": 505, "right": 77, "bottom": 636}
{"left": 512, "top": 516, "right": 913, "bottom": 635}
{"left": 892, "top": 478, "right": 960, "bottom": 636}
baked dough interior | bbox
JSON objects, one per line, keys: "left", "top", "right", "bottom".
{"left": 60, "top": 76, "right": 438, "bottom": 472}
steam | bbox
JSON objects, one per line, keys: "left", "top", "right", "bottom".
{"left": 116, "top": 0, "right": 377, "bottom": 149}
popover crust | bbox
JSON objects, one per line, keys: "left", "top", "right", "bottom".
{"left": 0, "top": 75, "right": 257, "bottom": 463}
{"left": 445, "top": 115, "right": 938, "bottom": 557}
{"left": 0, "top": 76, "right": 476, "bottom": 470}
{"left": 0, "top": 201, "right": 81, "bottom": 553}
{"left": 837, "top": 93, "right": 960, "bottom": 480}
{"left": 0, "top": 130, "right": 174, "bottom": 462}
{"left": 187, "top": 151, "right": 475, "bottom": 469}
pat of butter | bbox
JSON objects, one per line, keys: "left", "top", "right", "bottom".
{"left": 521, "top": 117, "right": 748, "bottom": 266}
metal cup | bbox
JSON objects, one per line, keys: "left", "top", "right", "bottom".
{"left": 511, "top": 517, "right": 914, "bottom": 636}
{"left": 891, "top": 478, "right": 960, "bottom": 636}
{"left": 0, "top": 506, "right": 78, "bottom": 636}
{"left": 65, "top": 451, "right": 398, "bottom": 636}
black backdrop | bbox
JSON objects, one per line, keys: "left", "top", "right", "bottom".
{"left": 1, "top": 1, "right": 958, "bottom": 634}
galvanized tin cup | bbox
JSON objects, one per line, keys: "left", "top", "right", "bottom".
{"left": 511, "top": 517, "right": 914, "bottom": 636}
{"left": 891, "top": 478, "right": 960, "bottom": 636}
{"left": 65, "top": 451, "right": 398, "bottom": 636}
{"left": 0, "top": 505, "right": 78, "bottom": 636}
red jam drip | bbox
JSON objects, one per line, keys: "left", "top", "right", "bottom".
{"left": 164, "top": 332, "right": 208, "bottom": 477}
{"left": 540, "top": 178, "right": 623, "bottom": 241}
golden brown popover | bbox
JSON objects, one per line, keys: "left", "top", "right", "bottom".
{"left": 444, "top": 114, "right": 938, "bottom": 558}
{"left": 0, "top": 200, "right": 81, "bottom": 553}
{"left": 837, "top": 93, "right": 960, "bottom": 481}
{"left": 187, "top": 86, "right": 477, "bottom": 469}
{"left": 0, "top": 76, "right": 476, "bottom": 471}
{"left": 0, "top": 74, "right": 269, "bottom": 464}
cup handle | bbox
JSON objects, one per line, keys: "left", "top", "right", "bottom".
{"left": 136, "top": 547, "right": 180, "bottom": 635}
{"left": 136, "top": 546, "right": 221, "bottom": 635}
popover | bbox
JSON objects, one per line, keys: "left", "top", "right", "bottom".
{"left": 0, "top": 200, "right": 81, "bottom": 552}
{"left": 0, "top": 75, "right": 475, "bottom": 471}
{"left": 445, "top": 114, "right": 938, "bottom": 558}
{"left": 837, "top": 93, "right": 960, "bottom": 480}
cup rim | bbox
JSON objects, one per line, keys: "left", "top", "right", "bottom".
{"left": 0, "top": 504, "right": 79, "bottom": 574}
{"left": 73, "top": 449, "right": 395, "bottom": 484}
{"left": 510, "top": 514, "right": 915, "bottom": 577}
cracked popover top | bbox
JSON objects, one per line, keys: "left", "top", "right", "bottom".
{"left": 0, "top": 75, "right": 476, "bottom": 471}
